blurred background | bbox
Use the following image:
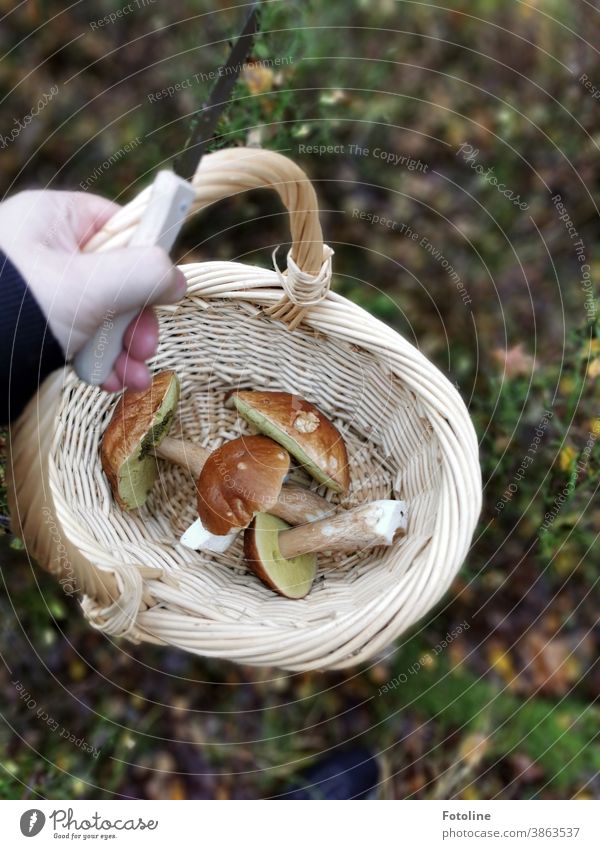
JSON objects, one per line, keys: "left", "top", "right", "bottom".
{"left": 1, "top": 0, "right": 599, "bottom": 799}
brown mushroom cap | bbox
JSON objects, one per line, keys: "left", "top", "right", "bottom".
{"left": 197, "top": 435, "right": 290, "bottom": 535}
{"left": 101, "top": 370, "right": 180, "bottom": 510}
{"left": 232, "top": 390, "right": 350, "bottom": 493}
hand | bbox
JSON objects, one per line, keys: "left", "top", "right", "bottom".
{"left": 0, "top": 190, "right": 186, "bottom": 393}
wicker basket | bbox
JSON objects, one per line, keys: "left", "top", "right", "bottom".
{"left": 7, "top": 148, "right": 481, "bottom": 671}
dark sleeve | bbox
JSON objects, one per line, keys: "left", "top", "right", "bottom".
{"left": 0, "top": 250, "right": 65, "bottom": 425}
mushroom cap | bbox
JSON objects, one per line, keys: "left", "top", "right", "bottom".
{"left": 232, "top": 390, "right": 350, "bottom": 493}
{"left": 197, "top": 435, "right": 290, "bottom": 535}
{"left": 244, "top": 512, "right": 317, "bottom": 599}
{"left": 101, "top": 370, "right": 180, "bottom": 510}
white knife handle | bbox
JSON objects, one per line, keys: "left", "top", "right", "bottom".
{"left": 73, "top": 170, "right": 196, "bottom": 385}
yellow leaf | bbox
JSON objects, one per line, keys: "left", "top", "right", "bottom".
{"left": 242, "top": 63, "right": 274, "bottom": 95}
{"left": 445, "top": 118, "right": 468, "bottom": 148}
{"left": 574, "top": 789, "right": 594, "bottom": 800}
{"left": 559, "top": 445, "right": 577, "bottom": 471}
{"left": 169, "top": 778, "right": 187, "bottom": 800}
{"left": 587, "top": 359, "right": 600, "bottom": 379}
{"left": 369, "top": 664, "right": 390, "bottom": 685}
{"left": 69, "top": 659, "right": 86, "bottom": 682}
{"left": 461, "top": 784, "right": 480, "bottom": 800}
{"left": 488, "top": 644, "right": 516, "bottom": 688}
{"left": 553, "top": 549, "right": 576, "bottom": 577}
{"left": 581, "top": 338, "right": 600, "bottom": 358}
{"left": 559, "top": 376, "right": 575, "bottom": 395}
{"left": 420, "top": 652, "right": 436, "bottom": 670}
{"left": 459, "top": 733, "right": 490, "bottom": 768}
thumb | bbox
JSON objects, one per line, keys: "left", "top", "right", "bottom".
{"left": 63, "top": 191, "right": 122, "bottom": 247}
{"left": 76, "top": 246, "right": 187, "bottom": 319}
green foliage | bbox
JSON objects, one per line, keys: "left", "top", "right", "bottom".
{"left": 378, "top": 637, "right": 600, "bottom": 793}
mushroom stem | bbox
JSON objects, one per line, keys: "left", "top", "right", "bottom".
{"left": 277, "top": 500, "right": 407, "bottom": 559}
{"left": 155, "top": 437, "right": 207, "bottom": 478}
{"left": 271, "top": 483, "right": 336, "bottom": 524}
{"left": 154, "top": 436, "right": 337, "bottom": 524}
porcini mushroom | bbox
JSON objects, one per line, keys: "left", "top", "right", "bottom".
{"left": 231, "top": 390, "right": 350, "bottom": 493}
{"left": 244, "top": 500, "right": 407, "bottom": 598}
{"left": 197, "top": 435, "right": 290, "bottom": 535}
{"left": 101, "top": 370, "right": 180, "bottom": 510}
{"left": 180, "top": 434, "right": 342, "bottom": 553}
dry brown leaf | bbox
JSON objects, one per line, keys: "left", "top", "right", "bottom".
{"left": 521, "top": 633, "right": 581, "bottom": 697}
{"left": 242, "top": 63, "right": 275, "bottom": 95}
{"left": 492, "top": 344, "right": 535, "bottom": 377}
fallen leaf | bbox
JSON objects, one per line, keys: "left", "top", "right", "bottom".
{"left": 508, "top": 752, "right": 544, "bottom": 784}
{"left": 520, "top": 633, "right": 581, "bottom": 697}
{"left": 492, "top": 344, "right": 535, "bottom": 377}
{"left": 488, "top": 643, "right": 517, "bottom": 689}
{"left": 587, "top": 359, "right": 600, "bottom": 379}
{"left": 461, "top": 784, "right": 480, "bottom": 800}
{"left": 559, "top": 444, "right": 577, "bottom": 471}
{"left": 459, "top": 733, "right": 490, "bottom": 768}
{"left": 580, "top": 338, "right": 600, "bottom": 359}
{"left": 168, "top": 778, "right": 187, "bottom": 800}
{"left": 242, "top": 62, "right": 274, "bottom": 95}
{"left": 369, "top": 664, "right": 391, "bottom": 685}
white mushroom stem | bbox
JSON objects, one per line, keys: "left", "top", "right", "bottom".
{"left": 155, "top": 436, "right": 337, "bottom": 524}
{"left": 180, "top": 519, "right": 238, "bottom": 554}
{"left": 278, "top": 500, "right": 408, "bottom": 559}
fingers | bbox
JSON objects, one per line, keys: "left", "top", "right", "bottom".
{"left": 101, "top": 371, "right": 122, "bottom": 394}
{"left": 101, "top": 354, "right": 150, "bottom": 394}
{"left": 100, "top": 308, "right": 159, "bottom": 394}
{"left": 114, "top": 351, "right": 151, "bottom": 391}
{"left": 123, "top": 307, "right": 159, "bottom": 360}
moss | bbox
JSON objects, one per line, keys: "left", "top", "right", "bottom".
{"left": 139, "top": 409, "right": 174, "bottom": 461}
{"left": 118, "top": 374, "right": 179, "bottom": 509}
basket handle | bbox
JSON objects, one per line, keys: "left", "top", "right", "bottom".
{"left": 84, "top": 148, "right": 333, "bottom": 328}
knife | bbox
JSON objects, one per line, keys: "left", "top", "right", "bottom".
{"left": 74, "top": 0, "right": 262, "bottom": 385}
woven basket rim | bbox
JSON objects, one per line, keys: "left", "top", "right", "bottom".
{"left": 7, "top": 149, "right": 482, "bottom": 671}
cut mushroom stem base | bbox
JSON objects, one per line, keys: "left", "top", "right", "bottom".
{"left": 277, "top": 500, "right": 408, "bottom": 559}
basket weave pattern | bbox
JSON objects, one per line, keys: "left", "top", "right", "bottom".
{"left": 8, "top": 149, "right": 481, "bottom": 671}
